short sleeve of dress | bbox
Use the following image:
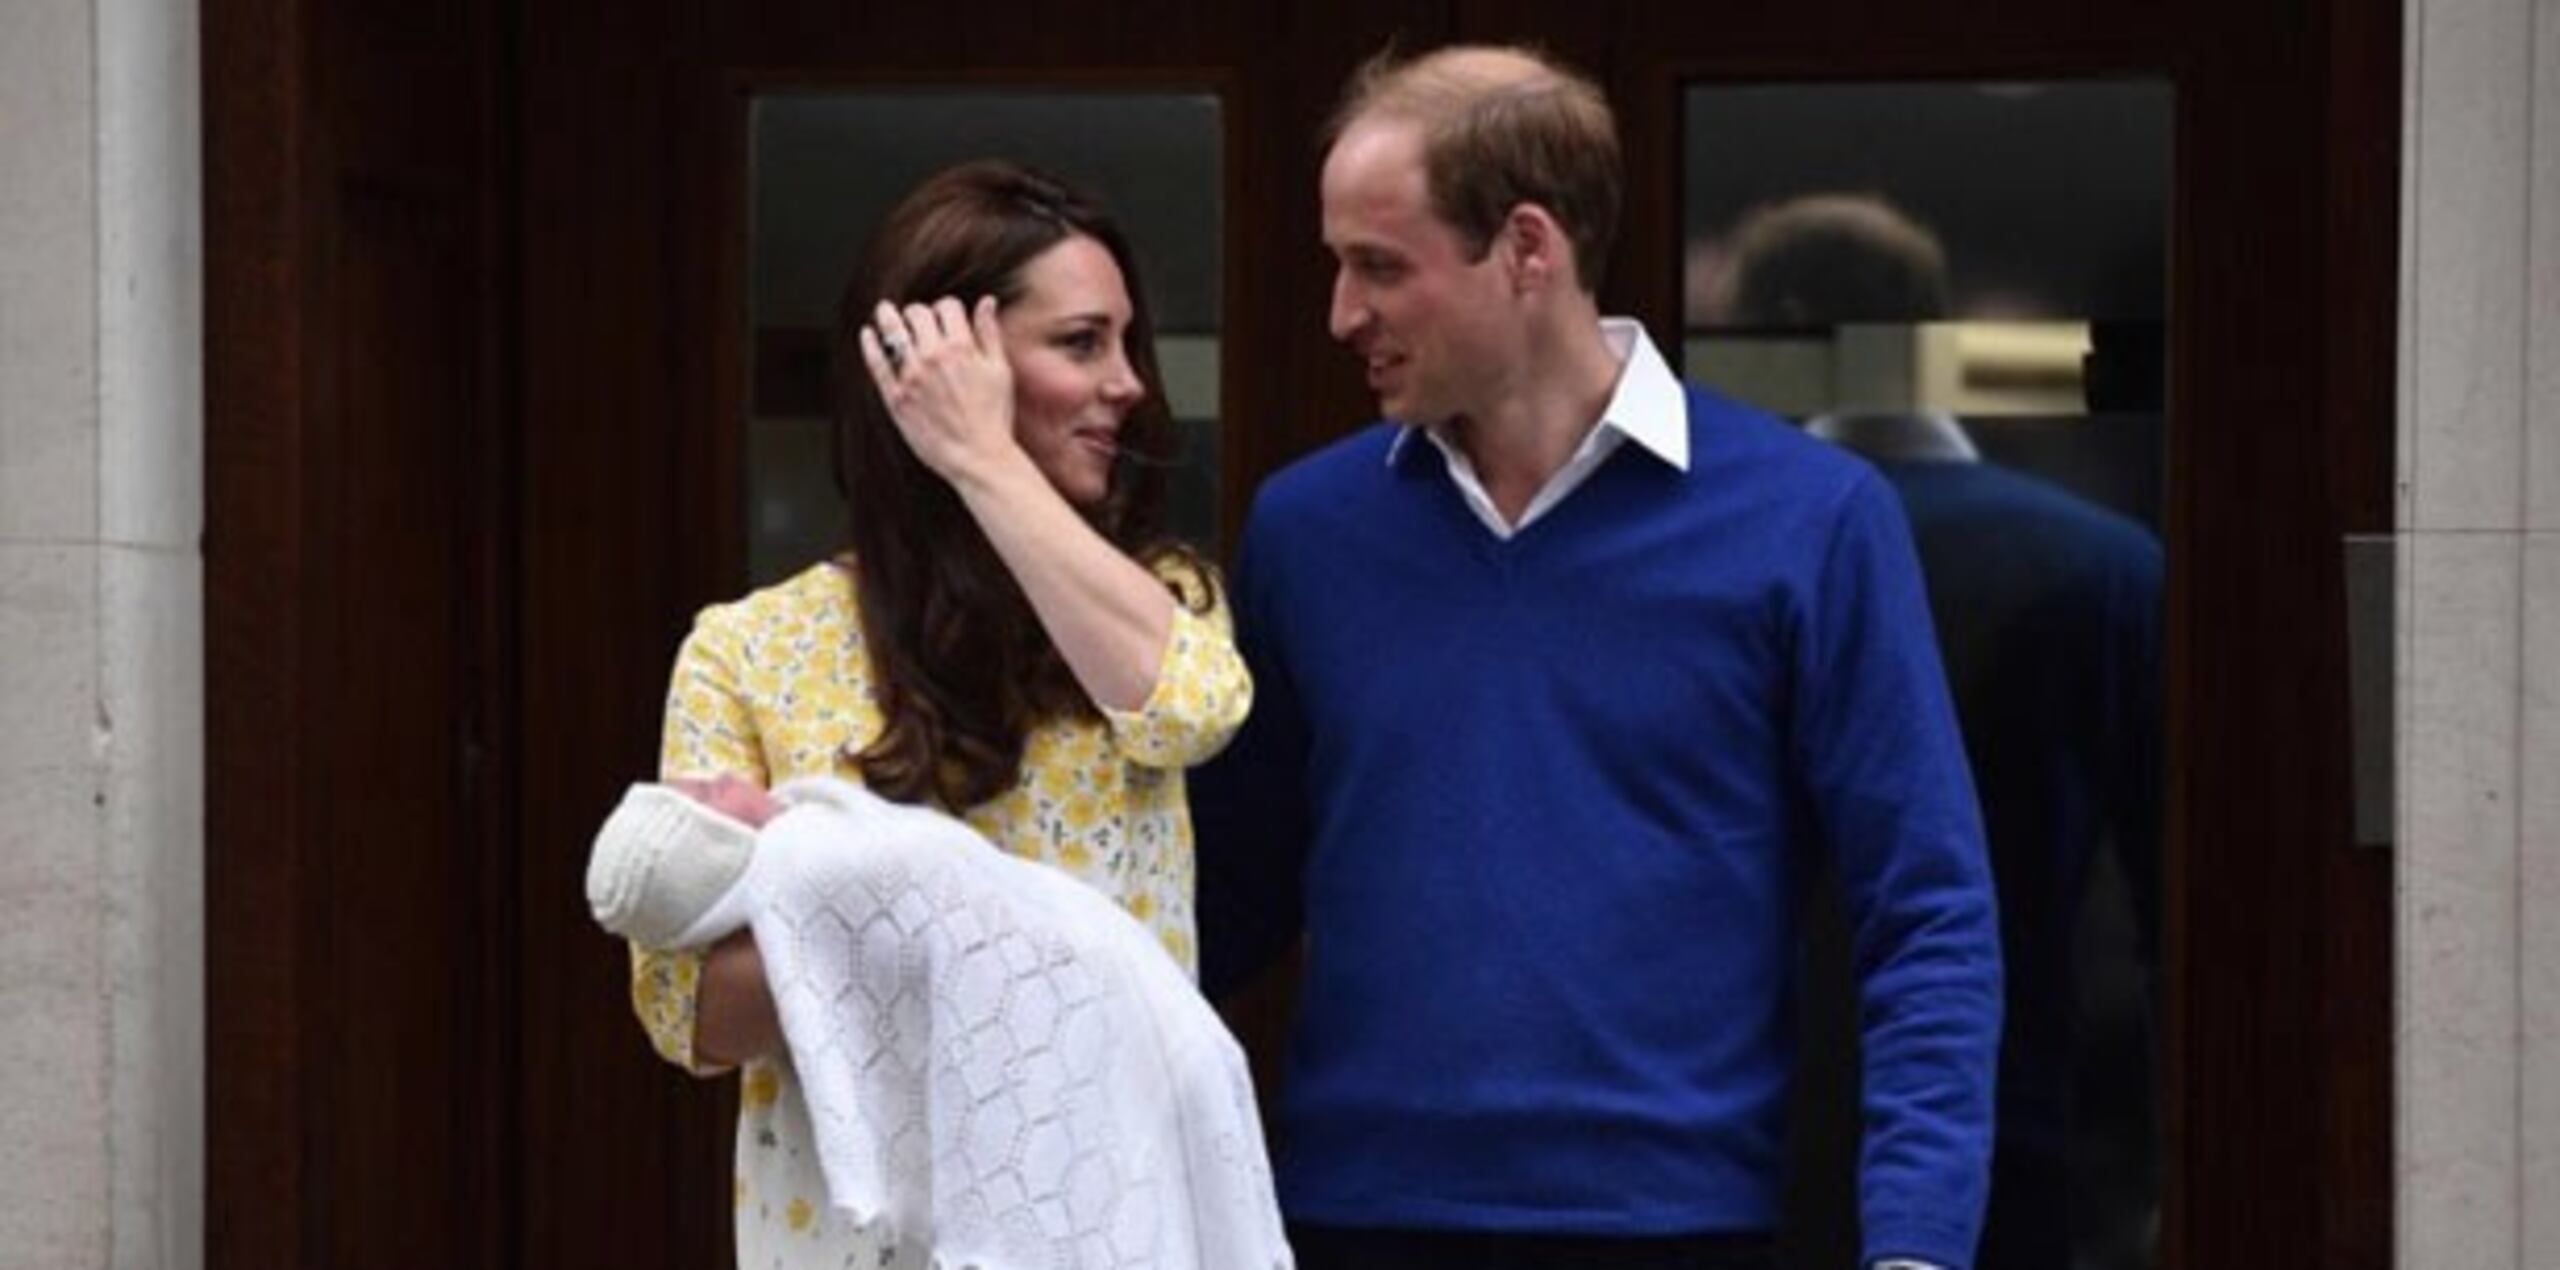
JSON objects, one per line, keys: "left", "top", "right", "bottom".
{"left": 1095, "top": 555, "right": 1253, "bottom": 769}
{"left": 629, "top": 606, "right": 771, "bottom": 1076}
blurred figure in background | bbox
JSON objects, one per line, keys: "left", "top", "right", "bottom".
{"left": 1722, "top": 192, "right": 2164, "bottom": 1270}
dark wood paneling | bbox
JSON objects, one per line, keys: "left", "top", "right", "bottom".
{"left": 204, "top": 0, "right": 313, "bottom": 1260}
{"left": 313, "top": 179, "right": 484, "bottom": 1266}
{"left": 1215, "top": 5, "right": 1460, "bottom": 547}
{"left": 2318, "top": 0, "right": 2402, "bottom": 1262}
{"left": 511, "top": 0, "right": 733, "bottom": 1258}
{"left": 2166, "top": 8, "right": 2329, "bottom": 1260}
{"left": 2165, "top": 3, "right": 2392, "bottom": 1263}
{"left": 207, "top": 0, "right": 512, "bottom": 1263}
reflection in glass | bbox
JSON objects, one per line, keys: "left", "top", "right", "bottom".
{"left": 1683, "top": 82, "right": 2171, "bottom": 1270}
{"left": 746, "top": 91, "right": 1224, "bottom": 584}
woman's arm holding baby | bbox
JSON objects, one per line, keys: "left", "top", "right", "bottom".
{"left": 696, "top": 929, "right": 782, "bottom": 1067}
{"left": 676, "top": 774, "right": 787, "bottom": 1067}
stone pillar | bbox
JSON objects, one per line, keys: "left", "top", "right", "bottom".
{"left": 0, "top": 0, "right": 204, "bottom": 1266}
{"left": 2399, "top": 0, "right": 2560, "bottom": 1267}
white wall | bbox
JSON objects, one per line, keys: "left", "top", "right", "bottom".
{"left": 0, "top": 0, "right": 204, "bottom": 1266}
{"left": 2399, "top": 0, "right": 2560, "bottom": 1266}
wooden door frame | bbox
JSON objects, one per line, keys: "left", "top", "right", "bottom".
{"left": 205, "top": 1, "right": 2399, "bottom": 1266}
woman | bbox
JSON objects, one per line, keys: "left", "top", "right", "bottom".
{"left": 630, "top": 160, "right": 1252, "bottom": 1267}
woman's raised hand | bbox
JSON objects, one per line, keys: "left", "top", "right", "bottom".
{"left": 859, "top": 295, "right": 1021, "bottom": 486}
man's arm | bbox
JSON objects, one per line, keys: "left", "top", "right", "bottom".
{"left": 1190, "top": 506, "right": 1314, "bottom": 1002}
{"left": 1793, "top": 468, "right": 2004, "bottom": 1270}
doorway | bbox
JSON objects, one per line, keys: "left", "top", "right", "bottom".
{"left": 204, "top": 2, "right": 2398, "bottom": 1266}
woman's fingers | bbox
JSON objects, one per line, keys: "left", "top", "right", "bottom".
{"left": 856, "top": 323, "right": 896, "bottom": 386}
{"left": 862, "top": 294, "right": 1017, "bottom": 482}
{"left": 903, "top": 301, "right": 946, "bottom": 356}
{"left": 868, "top": 300, "right": 915, "bottom": 378}
{"left": 869, "top": 295, "right": 999, "bottom": 376}
{"left": 972, "top": 295, "right": 1002, "bottom": 351}
{"left": 933, "top": 296, "right": 974, "bottom": 354}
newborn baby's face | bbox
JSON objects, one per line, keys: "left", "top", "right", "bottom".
{"left": 668, "top": 773, "right": 782, "bottom": 828}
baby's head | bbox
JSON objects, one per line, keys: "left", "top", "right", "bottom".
{"left": 586, "top": 781, "right": 765, "bottom": 948}
{"left": 668, "top": 772, "right": 782, "bottom": 828}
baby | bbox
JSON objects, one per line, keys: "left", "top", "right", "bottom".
{"left": 585, "top": 772, "right": 781, "bottom": 950}
{"left": 585, "top": 775, "right": 1293, "bottom": 1270}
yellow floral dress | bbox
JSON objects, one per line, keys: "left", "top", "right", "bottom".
{"left": 629, "top": 556, "right": 1251, "bottom": 1269}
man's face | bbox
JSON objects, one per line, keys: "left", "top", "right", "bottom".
{"left": 1320, "top": 118, "right": 1514, "bottom": 426}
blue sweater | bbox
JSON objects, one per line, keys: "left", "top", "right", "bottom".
{"left": 1196, "top": 385, "right": 2002, "bottom": 1268}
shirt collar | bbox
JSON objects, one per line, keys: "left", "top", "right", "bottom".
{"left": 1803, "top": 410, "right": 1980, "bottom": 464}
{"left": 1384, "top": 317, "right": 1691, "bottom": 472}
{"left": 1594, "top": 317, "right": 1690, "bottom": 470}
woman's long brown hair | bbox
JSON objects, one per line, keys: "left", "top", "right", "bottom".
{"left": 831, "top": 160, "right": 1202, "bottom": 811}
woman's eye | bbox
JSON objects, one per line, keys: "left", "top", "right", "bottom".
{"left": 1058, "top": 330, "right": 1105, "bottom": 357}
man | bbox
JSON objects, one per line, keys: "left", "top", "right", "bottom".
{"left": 1196, "top": 45, "right": 2002, "bottom": 1270}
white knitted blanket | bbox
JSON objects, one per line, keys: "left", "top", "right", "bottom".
{"left": 744, "top": 776, "right": 1292, "bottom": 1270}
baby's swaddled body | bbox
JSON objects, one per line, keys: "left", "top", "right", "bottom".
{"left": 588, "top": 776, "right": 1292, "bottom": 1270}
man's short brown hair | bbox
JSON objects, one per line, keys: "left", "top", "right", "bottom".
{"left": 1328, "top": 44, "right": 1622, "bottom": 293}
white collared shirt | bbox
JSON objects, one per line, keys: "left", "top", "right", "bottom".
{"left": 1385, "top": 317, "right": 1691, "bottom": 539}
